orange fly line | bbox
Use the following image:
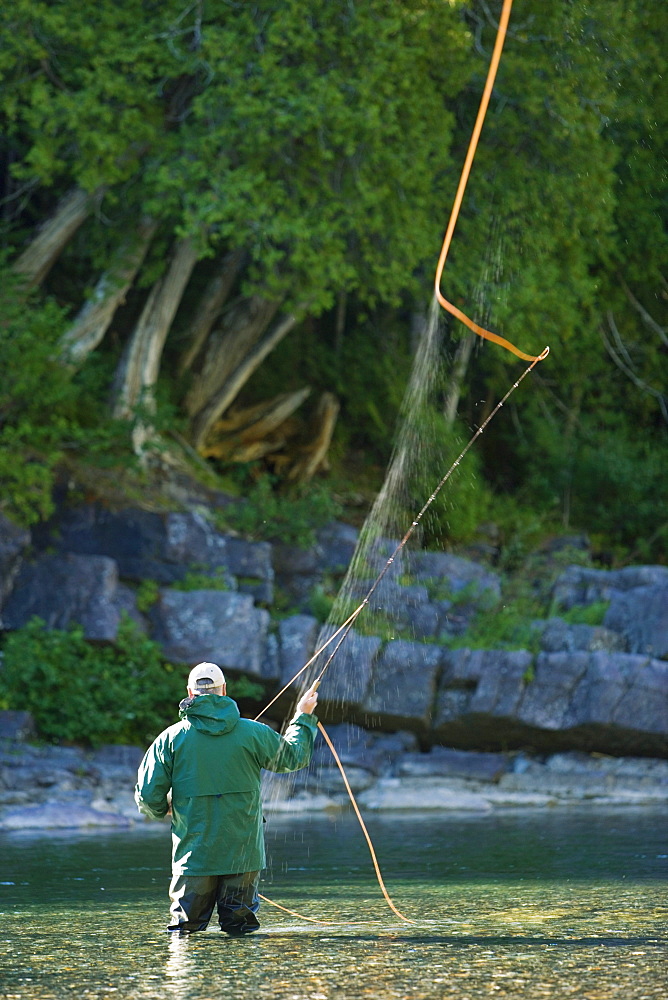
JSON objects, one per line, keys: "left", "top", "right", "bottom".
{"left": 435, "top": 0, "right": 548, "bottom": 364}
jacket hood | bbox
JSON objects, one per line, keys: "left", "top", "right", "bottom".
{"left": 178, "top": 694, "right": 240, "bottom": 736}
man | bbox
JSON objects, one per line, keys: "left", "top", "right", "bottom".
{"left": 135, "top": 661, "right": 318, "bottom": 936}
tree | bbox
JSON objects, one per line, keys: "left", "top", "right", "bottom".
{"left": 2, "top": 0, "right": 471, "bottom": 468}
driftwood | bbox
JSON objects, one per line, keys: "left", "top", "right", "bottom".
{"left": 199, "top": 387, "right": 311, "bottom": 462}
{"left": 286, "top": 391, "right": 340, "bottom": 482}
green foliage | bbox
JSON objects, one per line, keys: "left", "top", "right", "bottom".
{"left": 1, "top": 617, "right": 264, "bottom": 746}
{"left": 0, "top": 266, "right": 134, "bottom": 525}
{"left": 170, "top": 571, "right": 230, "bottom": 592}
{"left": 1, "top": 617, "right": 184, "bottom": 746}
{"left": 135, "top": 580, "right": 160, "bottom": 614}
{"left": 560, "top": 601, "right": 609, "bottom": 627}
{"left": 515, "top": 416, "right": 668, "bottom": 560}
{"left": 447, "top": 595, "right": 544, "bottom": 654}
{"left": 220, "top": 474, "right": 342, "bottom": 547}
{"left": 0, "top": 0, "right": 665, "bottom": 566}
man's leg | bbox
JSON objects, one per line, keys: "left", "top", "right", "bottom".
{"left": 215, "top": 871, "right": 261, "bottom": 936}
{"left": 168, "top": 874, "right": 218, "bottom": 932}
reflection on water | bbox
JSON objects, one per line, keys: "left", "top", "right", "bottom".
{"left": 1, "top": 809, "right": 666, "bottom": 999}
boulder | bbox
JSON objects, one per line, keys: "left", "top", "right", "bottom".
{"left": 604, "top": 585, "right": 668, "bottom": 658}
{"left": 363, "top": 640, "right": 442, "bottom": 731}
{"left": 149, "top": 589, "right": 270, "bottom": 675}
{"left": 433, "top": 648, "right": 532, "bottom": 748}
{"left": 517, "top": 651, "right": 590, "bottom": 732}
{"left": 1, "top": 553, "right": 143, "bottom": 639}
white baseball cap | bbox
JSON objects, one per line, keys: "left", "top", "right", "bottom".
{"left": 188, "top": 662, "right": 226, "bottom": 692}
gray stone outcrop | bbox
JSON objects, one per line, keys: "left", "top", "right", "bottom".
{"left": 0, "top": 506, "right": 666, "bottom": 760}
{"left": 604, "top": 585, "right": 668, "bottom": 659}
{"left": 149, "top": 589, "right": 270, "bottom": 676}
{"left": 1, "top": 553, "right": 144, "bottom": 639}
{"left": 551, "top": 564, "right": 668, "bottom": 610}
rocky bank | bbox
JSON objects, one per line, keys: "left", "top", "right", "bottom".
{"left": 0, "top": 501, "right": 667, "bottom": 830}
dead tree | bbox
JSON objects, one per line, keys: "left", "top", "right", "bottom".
{"left": 12, "top": 188, "right": 96, "bottom": 287}
{"left": 58, "top": 219, "right": 158, "bottom": 367}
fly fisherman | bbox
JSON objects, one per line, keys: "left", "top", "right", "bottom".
{"left": 135, "top": 662, "right": 318, "bottom": 936}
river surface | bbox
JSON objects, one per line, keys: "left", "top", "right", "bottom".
{"left": 1, "top": 808, "right": 667, "bottom": 999}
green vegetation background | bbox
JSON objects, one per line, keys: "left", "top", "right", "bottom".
{"left": 0, "top": 1, "right": 666, "bottom": 745}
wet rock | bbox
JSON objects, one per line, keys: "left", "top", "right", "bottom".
{"left": 150, "top": 589, "right": 270, "bottom": 674}
{"left": 309, "top": 764, "right": 376, "bottom": 795}
{"left": 552, "top": 564, "right": 668, "bottom": 612}
{"left": 604, "top": 585, "right": 668, "bottom": 658}
{"left": 1, "top": 553, "right": 143, "bottom": 639}
{"left": 363, "top": 640, "right": 442, "bottom": 732}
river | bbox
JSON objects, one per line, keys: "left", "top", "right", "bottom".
{"left": 1, "top": 807, "right": 666, "bottom": 999}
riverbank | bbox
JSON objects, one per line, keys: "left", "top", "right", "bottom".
{"left": 1, "top": 725, "right": 666, "bottom": 831}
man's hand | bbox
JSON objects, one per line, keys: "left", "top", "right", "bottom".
{"left": 296, "top": 684, "right": 319, "bottom": 715}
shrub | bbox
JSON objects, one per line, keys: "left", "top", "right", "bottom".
{"left": 220, "top": 474, "right": 342, "bottom": 547}
{"left": 1, "top": 617, "right": 262, "bottom": 747}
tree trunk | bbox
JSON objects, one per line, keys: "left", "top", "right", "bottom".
{"left": 287, "top": 391, "right": 340, "bottom": 482}
{"left": 177, "top": 248, "right": 246, "bottom": 375}
{"left": 58, "top": 219, "right": 158, "bottom": 367}
{"left": 112, "top": 237, "right": 198, "bottom": 430}
{"left": 184, "top": 296, "right": 280, "bottom": 420}
{"left": 189, "top": 307, "right": 301, "bottom": 450}
{"left": 12, "top": 188, "right": 95, "bottom": 287}
{"left": 443, "top": 331, "right": 476, "bottom": 427}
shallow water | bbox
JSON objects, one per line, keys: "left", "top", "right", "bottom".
{"left": 1, "top": 808, "right": 667, "bottom": 999}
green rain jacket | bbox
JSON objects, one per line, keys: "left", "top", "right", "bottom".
{"left": 134, "top": 694, "right": 317, "bottom": 876}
